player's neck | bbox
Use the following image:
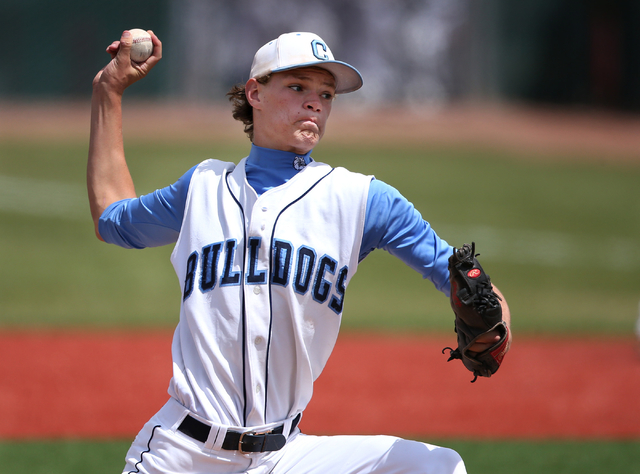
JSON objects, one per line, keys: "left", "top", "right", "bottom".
{"left": 248, "top": 144, "right": 313, "bottom": 165}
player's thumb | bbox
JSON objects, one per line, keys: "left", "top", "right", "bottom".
{"left": 117, "top": 30, "right": 133, "bottom": 61}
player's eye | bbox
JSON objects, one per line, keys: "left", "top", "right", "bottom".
{"left": 321, "top": 92, "right": 335, "bottom": 100}
{"left": 289, "top": 84, "right": 303, "bottom": 92}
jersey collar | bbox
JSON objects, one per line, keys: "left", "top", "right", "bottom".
{"left": 247, "top": 145, "right": 313, "bottom": 170}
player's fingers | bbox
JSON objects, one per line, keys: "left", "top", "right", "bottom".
{"left": 475, "top": 330, "right": 501, "bottom": 344}
{"left": 467, "top": 330, "right": 501, "bottom": 353}
{"left": 467, "top": 343, "right": 490, "bottom": 354}
{"left": 148, "top": 30, "right": 163, "bottom": 57}
{"left": 137, "top": 30, "right": 162, "bottom": 70}
{"left": 106, "top": 41, "right": 121, "bottom": 59}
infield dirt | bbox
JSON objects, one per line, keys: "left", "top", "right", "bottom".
{"left": 0, "top": 331, "right": 638, "bottom": 439}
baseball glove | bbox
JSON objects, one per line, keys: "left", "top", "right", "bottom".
{"left": 443, "top": 242, "right": 510, "bottom": 382}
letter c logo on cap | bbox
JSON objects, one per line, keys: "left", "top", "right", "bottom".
{"left": 311, "top": 40, "right": 328, "bottom": 60}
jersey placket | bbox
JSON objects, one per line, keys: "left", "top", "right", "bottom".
{"left": 242, "top": 198, "right": 275, "bottom": 426}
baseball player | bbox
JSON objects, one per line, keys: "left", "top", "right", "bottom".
{"left": 88, "top": 30, "right": 511, "bottom": 474}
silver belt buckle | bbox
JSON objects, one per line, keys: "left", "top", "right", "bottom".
{"left": 238, "top": 428, "right": 270, "bottom": 454}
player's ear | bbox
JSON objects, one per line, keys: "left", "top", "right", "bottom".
{"left": 245, "top": 78, "right": 262, "bottom": 109}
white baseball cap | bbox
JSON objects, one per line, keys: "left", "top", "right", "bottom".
{"left": 249, "top": 32, "right": 363, "bottom": 94}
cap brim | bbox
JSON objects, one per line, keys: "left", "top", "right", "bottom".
{"left": 272, "top": 60, "right": 363, "bottom": 94}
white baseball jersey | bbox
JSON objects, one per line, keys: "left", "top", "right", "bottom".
{"left": 169, "top": 157, "right": 372, "bottom": 428}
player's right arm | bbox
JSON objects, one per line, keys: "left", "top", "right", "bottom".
{"left": 98, "top": 165, "right": 196, "bottom": 249}
{"left": 87, "top": 30, "right": 162, "bottom": 241}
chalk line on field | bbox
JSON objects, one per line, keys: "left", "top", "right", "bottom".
{"left": 435, "top": 224, "right": 639, "bottom": 272}
{"left": 1, "top": 175, "right": 636, "bottom": 272}
{"left": 0, "top": 175, "right": 87, "bottom": 220}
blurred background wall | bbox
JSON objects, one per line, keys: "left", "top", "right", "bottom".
{"left": 1, "top": 0, "right": 639, "bottom": 111}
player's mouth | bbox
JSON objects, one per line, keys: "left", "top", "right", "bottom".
{"left": 298, "top": 118, "right": 320, "bottom": 131}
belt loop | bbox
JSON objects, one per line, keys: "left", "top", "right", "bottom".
{"left": 168, "top": 402, "right": 191, "bottom": 432}
{"left": 206, "top": 424, "right": 227, "bottom": 451}
{"left": 283, "top": 413, "right": 301, "bottom": 438}
{"left": 282, "top": 420, "right": 292, "bottom": 438}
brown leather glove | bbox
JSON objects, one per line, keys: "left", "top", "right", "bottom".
{"left": 443, "top": 243, "right": 510, "bottom": 382}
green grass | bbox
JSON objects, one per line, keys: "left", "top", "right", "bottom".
{"left": 446, "top": 439, "right": 640, "bottom": 473}
{"left": 0, "top": 439, "right": 131, "bottom": 474}
{"left": 0, "top": 438, "right": 637, "bottom": 473}
{"left": 1, "top": 139, "right": 639, "bottom": 334}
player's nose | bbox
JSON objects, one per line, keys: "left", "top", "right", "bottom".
{"left": 305, "top": 104, "right": 320, "bottom": 113}
{"left": 304, "top": 95, "right": 322, "bottom": 112}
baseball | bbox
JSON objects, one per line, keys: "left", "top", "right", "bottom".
{"left": 129, "top": 29, "right": 153, "bottom": 63}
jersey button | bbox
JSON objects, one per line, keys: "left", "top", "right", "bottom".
{"left": 261, "top": 206, "right": 267, "bottom": 212}
{"left": 254, "top": 336, "right": 264, "bottom": 346}
{"left": 253, "top": 286, "right": 261, "bottom": 295}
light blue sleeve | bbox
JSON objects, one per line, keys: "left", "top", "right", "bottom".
{"left": 98, "top": 165, "right": 198, "bottom": 249}
{"left": 360, "top": 179, "right": 453, "bottom": 296}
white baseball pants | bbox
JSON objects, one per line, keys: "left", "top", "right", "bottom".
{"left": 122, "top": 400, "right": 467, "bottom": 474}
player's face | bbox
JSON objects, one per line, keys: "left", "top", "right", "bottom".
{"left": 248, "top": 68, "right": 336, "bottom": 154}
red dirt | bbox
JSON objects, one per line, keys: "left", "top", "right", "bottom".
{"left": 0, "top": 331, "right": 638, "bottom": 440}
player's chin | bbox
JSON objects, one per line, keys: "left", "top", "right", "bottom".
{"left": 295, "top": 130, "right": 322, "bottom": 151}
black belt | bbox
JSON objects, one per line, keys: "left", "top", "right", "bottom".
{"left": 178, "top": 413, "right": 301, "bottom": 453}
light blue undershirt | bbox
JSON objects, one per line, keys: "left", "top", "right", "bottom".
{"left": 99, "top": 145, "right": 453, "bottom": 294}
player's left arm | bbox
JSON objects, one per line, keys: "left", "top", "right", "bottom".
{"left": 361, "top": 179, "right": 511, "bottom": 356}
{"left": 360, "top": 179, "right": 452, "bottom": 292}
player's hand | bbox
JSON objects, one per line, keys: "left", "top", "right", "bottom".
{"left": 93, "top": 30, "right": 162, "bottom": 95}
{"left": 467, "top": 329, "right": 502, "bottom": 354}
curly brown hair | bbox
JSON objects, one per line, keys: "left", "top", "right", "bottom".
{"left": 226, "top": 75, "right": 271, "bottom": 142}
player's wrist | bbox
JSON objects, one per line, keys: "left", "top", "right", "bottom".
{"left": 92, "top": 64, "right": 131, "bottom": 96}
{"left": 91, "top": 79, "right": 125, "bottom": 105}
